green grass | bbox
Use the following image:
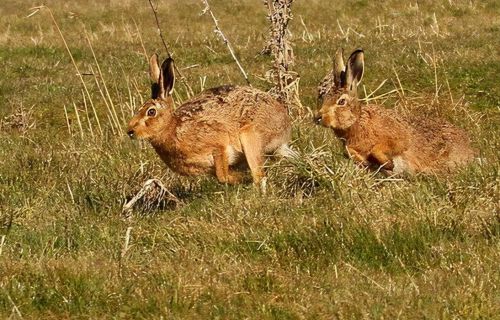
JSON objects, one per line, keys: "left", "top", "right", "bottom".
{"left": 1, "top": 0, "right": 499, "bottom": 318}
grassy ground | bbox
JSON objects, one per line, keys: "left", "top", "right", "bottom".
{"left": 1, "top": 0, "right": 499, "bottom": 318}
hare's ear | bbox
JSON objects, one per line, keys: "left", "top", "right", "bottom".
{"left": 159, "top": 57, "right": 175, "bottom": 99}
{"left": 333, "top": 48, "right": 346, "bottom": 88}
{"left": 149, "top": 54, "right": 162, "bottom": 99}
{"left": 345, "top": 49, "right": 364, "bottom": 92}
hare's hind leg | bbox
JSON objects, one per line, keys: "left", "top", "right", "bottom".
{"left": 213, "top": 147, "right": 243, "bottom": 184}
{"left": 239, "top": 125, "right": 265, "bottom": 185}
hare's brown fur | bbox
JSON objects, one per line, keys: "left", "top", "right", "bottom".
{"left": 315, "top": 49, "right": 476, "bottom": 174}
{"left": 128, "top": 55, "right": 291, "bottom": 184}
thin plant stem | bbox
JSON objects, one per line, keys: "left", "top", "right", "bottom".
{"left": 201, "top": 0, "right": 251, "bottom": 86}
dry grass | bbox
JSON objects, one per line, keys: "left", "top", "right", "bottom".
{"left": 0, "top": 104, "right": 36, "bottom": 134}
{"left": 0, "top": 0, "right": 499, "bottom": 318}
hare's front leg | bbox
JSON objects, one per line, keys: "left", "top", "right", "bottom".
{"left": 213, "top": 148, "right": 242, "bottom": 184}
{"left": 239, "top": 126, "right": 265, "bottom": 185}
{"left": 346, "top": 146, "right": 370, "bottom": 167}
{"left": 369, "top": 144, "right": 394, "bottom": 170}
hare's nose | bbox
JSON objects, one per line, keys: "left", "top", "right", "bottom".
{"left": 127, "top": 129, "right": 135, "bottom": 138}
{"left": 313, "top": 114, "right": 322, "bottom": 125}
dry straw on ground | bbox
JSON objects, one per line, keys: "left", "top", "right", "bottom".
{"left": 122, "top": 179, "right": 181, "bottom": 218}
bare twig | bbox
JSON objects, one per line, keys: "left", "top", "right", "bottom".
{"left": 147, "top": 0, "right": 194, "bottom": 97}
{"left": 147, "top": 0, "right": 172, "bottom": 57}
{"left": 201, "top": 0, "right": 251, "bottom": 86}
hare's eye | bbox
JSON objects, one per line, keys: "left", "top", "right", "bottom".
{"left": 337, "top": 98, "right": 346, "bottom": 106}
{"left": 147, "top": 108, "right": 157, "bottom": 117}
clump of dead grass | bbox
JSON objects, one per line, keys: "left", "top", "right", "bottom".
{"left": 0, "top": 104, "right": 36, "bottom": 134}
{"left": 122, "top": 178, "right": 182, "bottom": 218}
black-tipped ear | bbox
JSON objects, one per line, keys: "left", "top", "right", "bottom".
{"left": 159, "top": 57, "right": 175, "bottom": 99}
{"left": 345, "top": 49, "right": 364, "bottom": 91}
{"left": 149, "top": 54, "right": 161, "bottom": 99}
{"left": 333, "top": 48, "right": 346, "bottom": 88}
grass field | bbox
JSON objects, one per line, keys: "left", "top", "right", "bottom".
{"left": 0, "top": 0, "right": 499, "bottom": 318}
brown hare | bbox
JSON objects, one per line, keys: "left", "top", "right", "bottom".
{"left": 314, "top": 48, "right": 476, "bottom": 174}
{"left": 127, "top": 54, "right": 292, "bottom": 185}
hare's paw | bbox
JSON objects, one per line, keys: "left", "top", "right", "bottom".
{"left": 346, "top": 146, "right": 369, "bottom": 166}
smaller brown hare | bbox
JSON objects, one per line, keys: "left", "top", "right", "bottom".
{"left": 314, "top": 48, "right": 476, "bottom": 174}
{"left": 127, "top": 54, "right": 292, "bottom": 185}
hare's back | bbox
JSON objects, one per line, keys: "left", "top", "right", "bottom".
{"left": 408, "top": 117, "right": 475, "bottom": 170}
{"left": 410, "top": 117, "right": 470, "bottom": 147}
{"left": 175, "top": 85, "right": 288, "bottom": 125}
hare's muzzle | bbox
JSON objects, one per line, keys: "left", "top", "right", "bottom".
{"left": 127, "top": 129, "right": 135, "bottom": 139}
{"left": 313, "top": 114, "right": 322, "bottom": 125}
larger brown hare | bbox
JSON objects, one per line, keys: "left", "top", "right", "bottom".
{"left": 127, "top": 54, "right": 291, "bottom": 185}
{"left": 314, "top": 48, "right": 476, "bottom": 174}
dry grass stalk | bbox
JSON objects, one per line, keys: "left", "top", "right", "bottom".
{"left": 262, "top": 0, "right": 302, "bottom": 113}
{"left": 123, "top": 77, "right": 134, "bottom": 124}
{"left": 0, "top": 235, "right": 5, "bottom": 256}
{"left": 90, "top": 65, "right": 118, "bottom": 135}
{"left": 148, "top": 0, "right": 194, "bottom": 97}
{"left": 299, "top": 15, "right": 314, "bottom": 42}
{"left": 7, "top": 294, "right": 23, "bottom": 319}
{"left": 343, "top": 262, "right": 388, "bottom": 291}
{"left": 72, "top": 102, "right": 84, "bottom": 139}
{"left": 63, "top": 104, "right": 72, "bottom": 137}
{"left": 28, "top": 6, "right": 105, "bottom": 136}
{"left": 85, "top": 31, "right": 121, "bottom": 132}
{"left": 201, "top": 0, "right": 251, "bottom": 86}
{"left": 336, "top": 19, "right": 365, "bottom": 41}
{"left": 28, "top": 6, "right": 114, "bottom": 137}
{"left": 82, "top": 90, "right": 95, "bottom": 138}
{"left": 133, "top": 18, "right": 148, "bottom": 60}
{"left": 121, "top": 227, "right": 133, "bottom": 257}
